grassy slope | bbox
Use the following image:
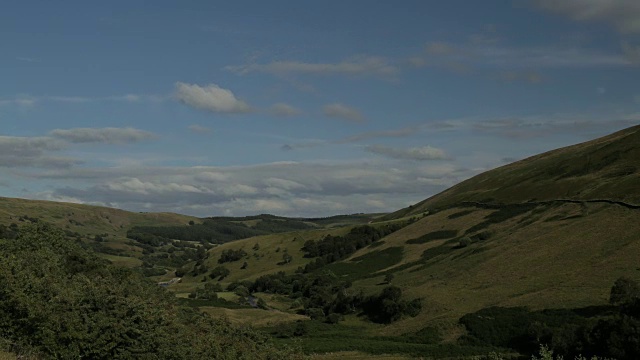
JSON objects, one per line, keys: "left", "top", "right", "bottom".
{"left": 169, "top": 227, "right": 354, "bottom": 295}
{"left": 368, "top": 202, "right": 640, "bottom": 335}
{"left": 383, "top": 124, "right": 640, "bottom": 220}
{"left": 0, "top": 196, "right": 200, "bottom": 263}
{"left": 171, "top": 126, "right": 640, "bottom": 346}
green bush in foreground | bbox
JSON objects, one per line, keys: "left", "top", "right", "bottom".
{"left": 0, "top": 223, "right": 300, "bottom": 359}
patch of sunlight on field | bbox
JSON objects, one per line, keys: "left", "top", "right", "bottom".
{"left": 99, "top": 254, "right": 142, "bottom": 268}
{"left": 200, "top": 307, "right": 307, "bottom": 326}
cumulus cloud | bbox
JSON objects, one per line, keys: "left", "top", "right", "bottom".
{"left": 225, "top": 56, "right": 399, "bottom": 78}
{"left": 533, "top": 0, "right": 640, "bottom": 34}
{"left": 50, "top": 127, "right": 155, "bottom": 144}
{"left": 270, "top": 103, "right": 300, "bottom": 117}
{"left": 364, "top": 145, "right": 448, "bottom": 161}
{"left": 323, "top": 103, "right": 365, "bottom": 122}
{"left": 0, "top": 136, "right": 79, "bottom": 168}
{"left": 30, "top": 160, "right": 470, "bottom": 217}
{"left": 174, "top": 82, "right": 251, "bottom": 113}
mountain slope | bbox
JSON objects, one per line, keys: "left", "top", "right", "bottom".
{"left": 385, "top": 125, "right": 640, "bottom": 220}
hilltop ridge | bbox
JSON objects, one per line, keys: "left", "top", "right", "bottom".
{"left": 384, "top": 124, "right": 640, "bottom": 220}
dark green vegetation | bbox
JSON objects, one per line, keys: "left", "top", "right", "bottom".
{"left": 0, "top": 223, "right": 299, "bottom": 359}
{"left": 300, "top": 222, "right": 410, "bottom": 272}
{"left": 248, "top": 269, "right": 421, "bottom": 324}
{"left": 265, "top": 320, "right": 497, "bottom": 358}
{"left": 459, "top": 278, "right": 640, "bottom": 360}
{"left": 127, "top": 213, "right": 381, "bottom": 247}
{"left": 127, "top": 216, "right": 315, "bottom": 245}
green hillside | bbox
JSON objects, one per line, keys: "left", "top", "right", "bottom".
{"left": 168, "top": 126, "right": 640, "bottom": 359}
{"left": 382, "top": 124, "right": 640, "bottom": 220}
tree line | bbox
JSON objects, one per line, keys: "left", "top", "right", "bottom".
{"left": 459, "top": 276, "right": 640, "bottom": 359}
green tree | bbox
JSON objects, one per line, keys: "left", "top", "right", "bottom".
{"left": 282, "top": 252, "right": 293, "bottom": 264}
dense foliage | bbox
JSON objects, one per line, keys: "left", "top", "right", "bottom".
{"left": 127, "top": 216, "right": 316, "bottom": 245}
{"left": 219, "top": 248, "right": 248, "bottom": 263}
{"left": 0, "top": 223, "right": 299, "bottom": 359}
{"left": 460, "top": 279, "right": 640, "bottom": 359}
{"left": 299, "top": 223, "right": 408, "bottom": 273}
{"left": 248, "top": 269, "right": 420, "bottom": 324}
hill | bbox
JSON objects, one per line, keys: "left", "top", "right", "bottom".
{"left": 167, "top": 125, "right": 640, "bottom": 358}
{"left": 382, "top": 124, "right": 640, "bottom": 220}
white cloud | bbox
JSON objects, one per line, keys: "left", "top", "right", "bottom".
{"left": 174, "top": 82, "right": 251, "bottom": 113}
{"left": 323, "top": 103, "right": 365, "bottom": 122}
{"left": 0, "top": 97, "right": 36, "bottom": 107}
{"left": 533, "top": 0, "right": 640, "bottom": 34}
{"left": 364, "top": 144, "right": 448, "bottom": 161}
{"left": 270, "top": 103, "right": 300, "bottom": 117}
{"left": 225, "top": 56, "right": 399, "bottom": 78}
{"left": 50, "top": 127, "right": 155, "bottom": 144}
{"left": 105, "top": 178, "right": 207, "bottom": 195}
{"left": 410, "top": 41, "right": 631, "bottom": 71}
{"left": 0, "top": 94, "right": 163, "bottom": 107}
{"left": 33, "top": 160, "right": 469, "bottom": 217}
{"left": 0, "top": 136, "right": 78, "bottom": 168}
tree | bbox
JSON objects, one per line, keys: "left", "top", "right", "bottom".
{"left": 282, "top": 252, "right": 293, "bottom": 265}
{"left": 209, "top": 266, "right": 230, "bottom": 281}
{"left": 610, "top": 277, "right": 640, "bottom": 305}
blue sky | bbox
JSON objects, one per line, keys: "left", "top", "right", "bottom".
{"left": 1, "top": 0, "right": 639, "bottom": 217}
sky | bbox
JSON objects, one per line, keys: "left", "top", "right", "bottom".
{"left": 1, "top": 0, "right": 639, "bottom": 217}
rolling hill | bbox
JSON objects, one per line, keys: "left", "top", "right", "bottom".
{"left": 382, "top": 124, "right": 640, "bottom": 220}
{"left": 167, "top": 125, "right": 640, "bottom": 358}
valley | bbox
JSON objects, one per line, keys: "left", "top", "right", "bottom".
{"left": 1, "top": 125, "right": 639, "bottom": 359}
